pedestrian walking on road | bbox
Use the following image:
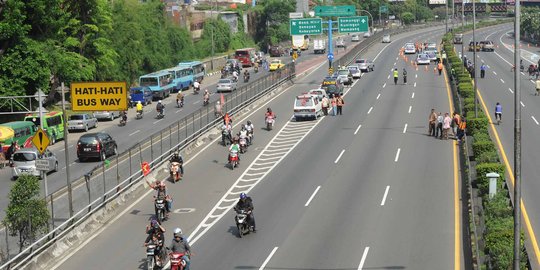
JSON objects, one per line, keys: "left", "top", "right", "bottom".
{"left": 331, "top": 95, "right": 337, "bottom": 116}
{"left": 428, "top": 109, "right": 437, "bottom": 136}
{"left": 435, "top": 112, "right": 443, "bottom": 139}
{"left": 336, "top": 94, "right": 344, "bottom": 115}
{"left": 452, "top": 112, "right": 461, "bottom": 138}
{"left": 437, "top": 62, "right": 443, "bottom": 76}
{"left": 321, "top": 96, "right": 329, "bottom": 115}
{"left": 480, "top": 64, "right": 487, "bottom": 78}
{"left": 443, "top": 113, "right": 452, "bottom": 140}
{"left": 457, "top": 116, "right": 467, "bottom": 142}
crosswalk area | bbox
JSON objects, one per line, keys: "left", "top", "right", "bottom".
{"left": 189, "top": 118, "right": 323, "bottom": 244}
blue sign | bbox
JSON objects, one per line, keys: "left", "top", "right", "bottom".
{"left": 327, "top": 53, "right": 334, "bottom": 61}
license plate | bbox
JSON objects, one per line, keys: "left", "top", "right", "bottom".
{"left": 84, "top": 148, "right": 91, "bottom": 151}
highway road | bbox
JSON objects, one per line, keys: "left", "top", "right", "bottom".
{"left": 53, "top": 25, "right": 463, "bottom": 270}
{"left": 459, "top": 24, "right": 540, "bottom": 267}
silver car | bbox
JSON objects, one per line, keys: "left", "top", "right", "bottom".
{"left": 355, "top": 59, "right": 375, "bottom": 72}
{"left": 216, "top": 78, "right": 237, "bottom": 93}
{"left": 347, "top": 65, "right": 362, "bottom": 79}
{"left": 11, "top": 148, "right": 58, "bottom": 179}
{"left": 68, "top": 113, "right": 98, "bottom": 132}
{"left": 93, "top": 111, "right": 119, "bottom": 121}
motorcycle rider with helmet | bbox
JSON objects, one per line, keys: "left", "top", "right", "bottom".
{"left": 156, "top": 100, "right": 165, "bottom": 117}
{"left": 136, "top": 101, "right": 144, "bottom": 116}
{"left": 203, "top": 89, "right": 210, "bottom": 105}
{"left": 264, "top": 108, "right": 276, "bottom": 126}
{"left": 144, "top": 231, "right": 165, "bottom": 267}
{"left": 234, "top": 193, "right": 256, "bottom": 232}
{"left": 245, "top": 120, "right": 254, "bottom": 144}
{"left": 169, "top": 151, "right": 184, "bottom": 177}
{"left": 169, "top": 228, "right": 191, "bottom": 270}
{"left": 228, "top": 137, "right": 241, "bottom": 163}
{"left": 146, "top": 180, "right": 172, "bottom": 219}
{"left": 176, "top": 91, "right": 184, "bottom": 107}
{"left": 146, "top": 218, "right": 166, "bottom": 236}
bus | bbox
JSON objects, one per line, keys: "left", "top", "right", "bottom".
{"left": 164, "top": 66, "right": 192, "bottom": 93}
{"left": 234, "top": 48, "right": 256, "bottom": 67}
{"left": 23, "top": 111, "right": 65, "bottom": 145}
{"left": 139, "top": 71, "right": 174, "bottom": 100}
{"left": 177, "top": 61, "right": 205, "bottom": 84}
{"left": 0, "top": 121, "right": 37, "bottom": 152}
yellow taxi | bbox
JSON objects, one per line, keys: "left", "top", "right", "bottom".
{"left": 269, "top": 59, "right": 285, "bottom": 71}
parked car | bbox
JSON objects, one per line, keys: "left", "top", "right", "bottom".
{"left": 320, "top": 76, "right": 344, "bottom": 97}
{"left": 335, "top": 69, "right": 353, "bottom": 85}
{"left": 355, "top": 59, "right": 375, "bottom": 72}
{"left": 382, "top": 34, "right": 391, "bottom": 43}
{"left": 11, "top": 148, "right": 58, "bottom": 179}
{"left": 67, "top": 113, "right": 98, "bottom": 132}
{"left": 268, "top": 46, "right": 285, "bottom": 57}
{"left": 480, "top": 40, "right": 495, "bottom": 51}
{"left": 216, "top": 78, "right": 237, "bottom": 93}
{"left": 404, "top": 43, "right": 416, "bottom": 54}
{"left": 294, "top": 94, "right": 323, "bottom": 121}
{"left": 93, "top": 111, "right": 119, "bottom": 121}
{"left": 269, "top": 59, "right": 285, "bottom": 71}
{"left": 77, "top": 132, "right": 117, "bottom": 162}
{"left": 347, "top": 65, "right": 362, "bottom": 79}
{"left": 130, "top": 86, "right": 153, "bottom": 106}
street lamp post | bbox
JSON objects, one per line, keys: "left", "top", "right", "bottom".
{"left": 446, "top": 0, "right": 449, "bottom": 33}
{"left": 473, "top": 0, "right": 478, "bottom": 117}
{"left": 210, "top": 0, "right": 216, "bottom": 71}
{"left": 513, "top": 0, "right": 522, "bottom": 267}
{"left": 461, "top": 0, "right": 465, "bottom": 64}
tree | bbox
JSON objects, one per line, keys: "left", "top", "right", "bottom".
{"left": 402, "top": 12, "right": 415, "bottom": 25}
{"left": 253, "top": 0, "right": 295, "bottom": 51}
{"left": 3, "top": 174, "right": 49, "bottom": 252}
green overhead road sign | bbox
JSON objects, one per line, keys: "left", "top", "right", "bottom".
{"left": 338, "top": 16, "right": 369, "bottom": 33}
{"left": 314, "top": 5, "right": 356, "bottom": 17}
{"left": 379, "top": 5, "right": 388, "bottom": 13}
{"left": 290, "top": 18, "right": 322, "bottom": 35}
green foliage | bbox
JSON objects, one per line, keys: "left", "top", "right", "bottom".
{"left": 459, "top": 88, "right": 474, "bottom": 99}
{"left": 468, "top": 117, "right": 489, "bottom": 135}
{"left": 484, "top": 192, "right": 511, "bottom": 219}
{"left": 472, "top": 140, "right": 496, "bottom": 158}
{"left": 253, "top": 0, "right": 295, "bottom": 50}
{"left": 483, "top": 216, "right": 518, "bottom": 270}
{"left": 475, "top": 162, "right": 505, "bottom": 196}
{"left": 401, "top": 12, "right": 415, "bottom": 25}
{"left": 477, "top": 150, "right": 500, "bottom": 164}
{"left": 3, "top": 174, "right": 50, "bottom": 252}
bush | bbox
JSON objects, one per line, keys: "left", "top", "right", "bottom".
{"left": 460, "top": 88, "right": 475, "bottom": 99}
{"left": 477, "top": 150, "right": 500, "bottom": 163}
{"left": 463, "top": 97, "right": 475, "bottom": 106}
{"left": 484, "top": 192, "right": 512, "bottom": 219}
{"left": 473, "top": 131, "right": 491, "bottom": 142}
{"left": 464, "top": 102, "right": 476, "bottom": 115}
{"left": 473, "top": 140, "right": 496, "bottom": 157}
{"left": 484, "top": 216, "right": 514, "bottom": 269}
{"left": 468, "top": 117, "right": 489, "bottom": 135}
{"left": 475, "top": 162, "right": 505, "bottom": 196}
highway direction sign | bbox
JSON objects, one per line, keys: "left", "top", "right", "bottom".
{"left": 314, "top": 5, "right": 356, "bottom": 17}
{"left": 338, "top": 16, "right": 369, "bottom": 33}
{"left": 290, "top": 18, "right": 322, "bottom": 35}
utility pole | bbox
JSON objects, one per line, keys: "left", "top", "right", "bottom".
{"left": 210, "top": 0, "right": 216, "bottom": 71}
{"left": 473, "top": 0, "right": 478, "bottom": 117}
{"left": 513, "top": 0, "right": 522, "bottom": 267}
{"left": 461, "top": 0, "right": 465, "bottom": 64}
{"left": 446, "top": 0, "right": 449, "bottom": 33}
{"left": 61, "top": 83, "right": 73, "bottom": 218}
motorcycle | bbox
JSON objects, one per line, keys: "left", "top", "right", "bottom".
{"left": 247, "top": 130, "right": 253, "bottom": 145}
{"left": 176, "top": 97, "right": 184, "bottom": 108}
{"left": 146, "top": 244, "right": 157, "bottom": 270}
{"left": 244, "top": 73, "right": 250, "bottom": 83}
{"left": 193, "top": 85, "right": 200, "bottom": 95}
{"left": 203, "top": 95, "right": 209, "bottom": 106}
{"left": 265, "top": 116, "right": 275, "bottom": 131}
{"left": 155, "top": 197, "right": 167, "bottom": 223}
{"left": 229, "top": 150, "right": 239, "bottom": 170}
{"left": 239, "top": 137, "right": 248, "bottom": 154}
{"left": 235, "top": 209, "right": 253, "bottom": 238}
{"left": 169, "top": 252, "right": 187, "bottom": 270}
{"left": 170, "top": 162, "right": 182, "bottom": 183}
{"left": 222, "top": 129, "right": 231, "bottom": 146}
{"left": 156, "top": 110, "right": 164, "bottom": 119}
{"left": 119, "top": 114, "right": 127, "bottom": 126}
{"left": 136, "top": 110, "right": 143, "bottom": 120}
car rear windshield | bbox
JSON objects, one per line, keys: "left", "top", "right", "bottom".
{"left": 356, "top": 59, "right": 366, "bottom": 63}
{"left": 338, "top": 70, "right": 349, "bottom": 75}
{"left": 218, "top": 79, "right": 231, "bottom": 84}
{"left": 70, "top": 115, "right": 84, "bottom": 120}
{"left": 295, "top": 97, "right": 314, "bottom": 107}
{"left": 348, "top": 67, "right": 358, "bottom": 71}
{"left": 322, "top": 84, "right": 338, "bottom": 92}
{"left": 79, "top": 136, "right": 98, "bottom": 144}
{"left": 13, "top": 152, "right": 36, "bottom": 162}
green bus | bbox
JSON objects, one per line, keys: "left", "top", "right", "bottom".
{"left": 24, "top": 111, "right": 65, "bottom": 145}
{"left": 0, "top": 121, "right": 37, "bottom": 152}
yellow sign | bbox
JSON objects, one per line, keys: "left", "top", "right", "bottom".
{"left": 70, "top": 82, "right": 128, "bottom": 111}
{"left": 292, "top": 52, "right": 298, "bottom": 60}
{"left": 322, "top": 80, "right": 337, "bottom": 85}
{"left": 328, "top": 68, "right": 334, "bottom": 75}
{"left": 32, "top": 128, "right": 50, "bottom": 155}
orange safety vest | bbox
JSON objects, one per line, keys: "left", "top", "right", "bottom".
{"left": 458, "top": 121, "right": 466, "bottom": 130}
{"left": 438, "top": 62, "right": 443, "bottom": 70}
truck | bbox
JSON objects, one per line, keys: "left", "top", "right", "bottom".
{"left": 292, "top": 35, "right": 304, "bottom": 51}
{"left": 313, "top": 39, "right": 326, "bottom": 54}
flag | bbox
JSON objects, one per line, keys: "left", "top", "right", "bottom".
{"left": 141, "top": 161, "right": 150, "bottom": 176}
{"left": 104, "top": 159, "right": 110, "bottom": 167}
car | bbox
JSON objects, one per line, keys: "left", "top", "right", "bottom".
{"left": 382, "top": 34, "right": 391, "bottom": 43}
{"left": 130, "top": 86, "right": 153, "bottom": 106}
{"left": 363, "top": 32, "right": 371, "bottom": 38}
{"left": 307, "top": 88, "right": 328, "bottom": 101}
{"left": 347, "top": 65, "right": 362, "bottom": 79}
{"left": 268, "top": 46, "right": 284, "bottom": 57}
{"left": 77, "top": 132, "right": 117, "bottom": 162}
{"left": 269, "top": 59, "right": 285, "bottom": 71}
{"left": 404, "top": 44, "right": 416, "bottom": 54}
{"left": 321, "top": 77, "right": 344, "bottom": 97}
{"left": 480, "top": 40, "right": 495, "bottom": 51}
{"left": 426, "top": 42, "right": 437, "bottom": 51}
{"left": 294, "top": 94, "right": 323, "bottom": 121}
{"left": 67, "top": 113, "right": 98, "bottom": 132}
{"left": 336, "top": 37, "right": 345, "bottom": 48}
{"left": 351, "top": 34, "right": 360, "bottom": 42}
{"left": 11, "top": 148, "right": 58, "bottom": 179}
{"left": 416, "top": 53, "right": 430, "bottom": 65}
{"left": 355, "top": 59, "right": 375, "bottom": 72}
{"left": 216, "top": 78, "right": 237, "bottom": 93}
{"left": 93, "top": 111, "right": 119, "bottom": 121}
{"left": 335, "top": 69, "right": 353, "bottom": 85}
{"left": 425, "top": 50, "right": 437, "bottom": 61}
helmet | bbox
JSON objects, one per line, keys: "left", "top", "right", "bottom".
{"left": 151, "top": 219, "right": 158, "bottom": 226}
{"left": 241, "top": 125, "right": 246, "bottom": 130}
{"left": 240, "top": 192, "right": 247, "bottom": 199}
{"left": 174, "top": 227, "right": 182, "bottom": 235}
{"left": 216, "top": 101, "right": 220, "bottom": 105}
{"left": 247, "top": 120, "right": 251, "bottom": 125}
{"left": 267, "top": 107, "right": 272, "bottom": 112}
{"left": 158, "top": 100, "right": 162, "bottom": 103}
{"left": 138, "top": 101, "right": 142, "bottom": 104}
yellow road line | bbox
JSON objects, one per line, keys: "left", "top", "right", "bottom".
{"left": 475, "top": 87, "right": 540, "bottom": 266}
{"left": 441, "top": 54, "right": 461, "bottom": 270}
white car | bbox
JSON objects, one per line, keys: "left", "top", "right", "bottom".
{"left": 351, "top": 34, "right": 360, "bottom": 42}
{"left": 404, "top": 44, "right": 416, "bottom": 54}
{"left": 347, "top": 65, "right": 362, "bottom": 79}
{"left": 294, "top": 94, "right": 322, "bottom": 121}
{"left": 382, "top": 34, "right": 391, "bottom": 43}
{"left": 416, "top": 53, "right": 430, "bottom": 65}
{"left": 363, "top": 32, "right": 371, "bottom": 38}
{"left": 425, "top": 50, "right": 437, "bottom": 61}
{"left": 12, "top": 148, "right": 58, "bottom": 179}
{"left": 336, "top": 38, "right": 345, "bottom": 48}
{"left": 355, "top": 59, "right": 375, "bottom": 72}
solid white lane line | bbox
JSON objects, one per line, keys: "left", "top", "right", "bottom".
{"left": 408, "top": 106, "right": 412, "bottom": 114}
{"left": 415, "top": 74, "right": 418, "bottom": 78}
{"left": 354, "top": 124, "right": 362, "bottom": 135}
{"left": 59, "top": 148, "right": 65, "bottom": 152}
{"left": 153, "top": 119, "right": 163, "bottom": 124}
{"left": 334, "top": 149, "right": 346, "bottom": 164}
{"left": 411, "top": 92, "right": 415, "bottom": 99}
{"left": 403, "top": 123, "right": 408, "bottom": 134}
{"left": 70, "top": 162, "right": 76, "bottom": 166}
{"left": 358, "top": 247, "right": 370, "bottom": 270}
{"left": 481, "top": 59, "right": 484, "bottom": 63}
{"left": 414, "top": 82, "right": 417, "bottom": 87}
{"left": 259, "top": 247, "right": 279, "bottom": 270}
{"left": 376, "top": 93, "right": 381, "bottom": 100}
{"left": 493, "top": 71, "right": 497, "bottom": 75}
{"left": 305, "top": 186, "right": 321, "bottom": 206}
{"left": 396, "top": 57, "right": 399, "bottom": 60}
{"left": 383, "top": 83, "right": 386, "bottom": 88}
{"left": 129, "top": 130, "right": 140, "bottom": 136}
{"left": 68, "top": 145, "right": 74, "bottom": 148}
{"left": 532, "top": 116, "right": 540, "bottom": 125}
{"left": 509, "top": 88, "right": 514, "bottom": 93}
{"left": 393, "top": 62, "right": 396, "bottom": 66}
{"left": 380, "top": 186, "right": 390, "bottom": 206}
{"left": 394, "top": 148, "right": 401, "bottom": 162}
{"left": 176, "top": 109, "right": 182, "bottom": 113}
{"left": 387, "top": 75, "right": 390, "bottom": 79}
{"left": 367, "top": 107, "right": 373, "bottom": 114}
{"left": 500, "top": 78, "right": 505, "bottom": 83}
{"left": 521, "top": 101, "right": 525, "bottom": 108}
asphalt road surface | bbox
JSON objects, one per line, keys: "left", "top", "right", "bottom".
{"left": 460, "top": 23, "right": 540, "bottom": 267}
{"left": 53, "top": 25, "right": 464, "bottom": 270}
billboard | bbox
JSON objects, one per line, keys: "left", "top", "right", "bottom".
{"left": 70, "top": 82, "right": 128, "bottom": 112}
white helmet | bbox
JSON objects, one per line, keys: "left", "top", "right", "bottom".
{"left": 158, "top": 100, "right": 162, "bottom": 103}
{"left": 174, "top": 228, "right": 182, "bottom": 235}
{"left": 138, "top": 101, "right": 142, "bottom": 104}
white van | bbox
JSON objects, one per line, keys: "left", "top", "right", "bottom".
{"left": 294, "top": 94, "right": 322, "bottom": 120}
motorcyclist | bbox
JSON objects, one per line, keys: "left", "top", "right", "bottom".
{"left": 245, "top": 120, "right": 254, "bottom": 144}
{"left": 222, "top": 122, "right": 232, "bottom": 145}
{"left": 254, "top": 61, "right": 259, "bottom": 72}
{"left": 156, "top": 100, "right": 165, "bottom": 117}
{"left": 232, "top": 70, "right": 239, "bottom": 82}
{"left": 169, "top": 228, "right": 191, "bottom": 270}
{"left": 203, "top": 89, "right": 210, "bottom": 104}
{"left": 228, "top": 137, "right": 240, "bottom": 163}
{"left": 147, "top": 180, "right": 171, "bottom": 219}
{"left": 234, "top": 192, "right": 256, "bottom": 232}
{"left": 176, "top": 92, "right": 184, "bottom": 107}
{"left": 120, "top": 110, "right": 128, "bottom": 124}
{"left": 244, "top": 70, "right": 250, "bottom": 81}
{"left": 193, "top": 81, "right": 200, "bottom": 93}
{"left": 144, "top": 231, "right": 165, "bottom": 267}
{"left": 265, "top": 108, "right": 276, "bottom": 125}
{"left": 136, "top": 101, "right": 143, "bottom": 115}
{"left": 238, "top": 125, "right": 249, "bottom": 146}
{"left": 146, "top": 218, "right": 166, "bottom": 236}
{"left": 169, "top": 150, "right": 184, "bottom": 176}
{"left": 214, "top": 100, "right": 223, "bottom": 118}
